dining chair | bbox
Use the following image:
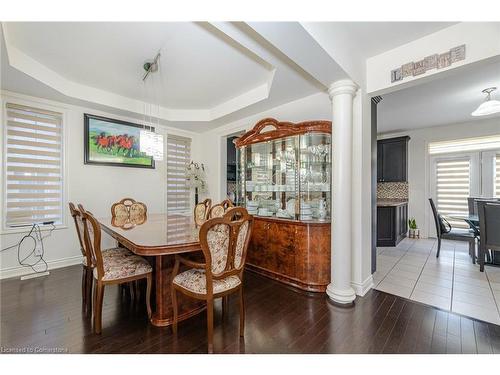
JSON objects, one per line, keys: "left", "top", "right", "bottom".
{"left": 429, "top": 198, "right": 476, "bottom": 258}
{"left": 208, "top": 199, "right": 234, "bottom": 218}
{"left": 79, "top": 204, "right": 153, "bottom": 334}
{"left": 69, "top": 202, "right": 93, "bottom": 315}
{"left": 111, "top": 198, "right": 147, "bottom": 219}
{"left": 171, "top": 207, "right": 253, "bottom": 353}
{"left": 194, "top": 198, "right": 212, "bottom": 227}
{"left": 69, "top": 203, "right": 134, "bottom": 315}
{"left": 468, "top": 197, "right": 500, "bottom": 216}
{"left": 477, "top": 201, "right": 500, "bottom": 272}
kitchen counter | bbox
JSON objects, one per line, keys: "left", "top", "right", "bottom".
{"left": 377, "top": 199, "right": 408, "bottom": 207}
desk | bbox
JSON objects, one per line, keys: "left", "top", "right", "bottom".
{"left": 98, "top": 214, "right": 205, "bottom": 327}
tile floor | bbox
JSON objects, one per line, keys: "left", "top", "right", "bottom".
{"left": 374, "top": 237, "right": 500, "bottom": 325}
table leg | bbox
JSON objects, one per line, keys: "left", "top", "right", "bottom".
{"left": 150, "top": 254, "right": 206, "bottom": 327}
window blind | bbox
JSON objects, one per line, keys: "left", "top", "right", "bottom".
{"left": 166, "top": 135, "right": 191, "bottom": 214}
{"left": 435, "top": 159, "right": 470, "bottom": 228}
{"left": 4, "top": 103, "right": 63, "bottom": 227}
{"left": 429, "top": 135, "right": 500, "bottom": 155}
{"left": 496, "top": 154, "right": 500, "bottom": 198}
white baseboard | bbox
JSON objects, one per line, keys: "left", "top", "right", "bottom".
{"left": 351, "top": 275, "right": 374, "bottom": 297}
{"left": 0, "top": 255, "right": 83, "bottom": 280}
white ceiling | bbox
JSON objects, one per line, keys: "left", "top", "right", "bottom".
{"left": 4, "top": 22, "right": 274, "bottom": 109}
{"left": 1, "top": 21, "right": 475, "bottom": 133}
{"left": 334, "top": 22, "right": 456, "bottom": 59}
{"left": 378, "top": 58, "right": 500, "bottom": 133}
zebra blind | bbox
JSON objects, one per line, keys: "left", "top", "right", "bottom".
{"left": 496, "top": 154, "right": 500, "bottom": 198}
{"left": 435, "top": 159, "right": 470, "bottom": 228}
{"left": 429, "top": 135, "right": 500, "bottom": 154}
{"left": 4, "top": 103, "right": 63, "bottom": 227}
{"left": 166, "top": 135, "right": 191, "bottom": 214}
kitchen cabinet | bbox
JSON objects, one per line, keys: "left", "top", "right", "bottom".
{"left": 377, "top": 202, "right": 408, "bottom": 247}
{"left": 377, "top": 136, "right": 410, "bottom": 182}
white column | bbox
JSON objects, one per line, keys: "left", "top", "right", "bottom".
{"left": 327, "top": 79, "right": 358, "bottom": 305}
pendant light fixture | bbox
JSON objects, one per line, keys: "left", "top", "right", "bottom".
{"left": 140, "top": 51, "right": 164, "bottom": 161}
{"left": 471, "top": 87, "right": 500, "bottom": 117}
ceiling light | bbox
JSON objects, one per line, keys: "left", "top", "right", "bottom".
{"left": 471, "top": 87, "right": 500, "bottom": 116}
{"left": 140, "top": 51, "right": 164, "bottom": 161}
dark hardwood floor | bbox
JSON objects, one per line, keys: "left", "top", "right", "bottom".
{"left": 1, "top": 265, "right": 499, "bottom": 354}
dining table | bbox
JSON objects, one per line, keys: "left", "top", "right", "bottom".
{"left": 447, "top": 213, "right": 480, "bottom": 236}
{"left": 447, "top": 213, "right": 500, "bottom": 265}
{"left": 98, "top": 213, "right": 206, "bottom": 327}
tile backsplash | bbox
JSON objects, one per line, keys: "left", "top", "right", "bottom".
{"left": 377, "top": 182, "right": 408, "bottom": 200}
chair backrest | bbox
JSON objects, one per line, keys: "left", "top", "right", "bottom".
{"left": 428, "top": 198, "right": 442, "bottom": 239}
{"left": 199, "top": 207, "right": 253, "bottom": 284}
{"left": 194, "top": 198, "right": 212, "bottom": 226}
{"left": 468, "top": 197, "right": 500, "bottom": 216}
{"left": 208, "top": 199, "right": 234, "bottom": 219}
{"left": 78, "top": 204, "right": 104, "bottom": 278}
{"left": 68, "top": 202, "right": 89, "bottom": 263}
{"left": 478, "top": 201, "right": 500, "bottom": 251}
{"left": 111, "top": 198, "right": 147, "bottom": 219}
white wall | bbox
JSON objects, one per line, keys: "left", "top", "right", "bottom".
{"left": 0, "top": 90, "right": 202, "bottom": 279}
{"left": 367, "top": 23, "right": 500, "bottom": 95}
{"left": 379, "top": 117, "right": 500, "bottom": 239}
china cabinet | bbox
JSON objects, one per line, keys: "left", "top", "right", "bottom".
{"left": 234, "top": 118, "right": 332, "bottom": 292}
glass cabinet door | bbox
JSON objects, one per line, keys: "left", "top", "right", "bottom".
{"left": 299, "top": 133, "right": 331, "bottom": 221}
{"left": 237, "top": 136, "right": 299, "bottom": 219}
{"left": 236, "top": 131, "right": 331, "bottom": 222}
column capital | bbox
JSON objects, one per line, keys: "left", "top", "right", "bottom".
{"left": 328, "top": 79, "right": 358, "bottom": 99}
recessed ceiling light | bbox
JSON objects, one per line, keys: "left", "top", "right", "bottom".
{"left": 471, "top": 87, "right": 500, "bottom": 116}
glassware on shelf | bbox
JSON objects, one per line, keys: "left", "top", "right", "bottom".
{"left": 235, "top": 120, "right": 331, "bottom": 222}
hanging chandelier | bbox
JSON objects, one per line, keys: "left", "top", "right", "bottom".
{"left": 140, "top": 51, "right": 164, "bottom": 161}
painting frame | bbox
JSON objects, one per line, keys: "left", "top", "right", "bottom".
{"left": 84, "top": 113, "right": 155, "bottom": 169}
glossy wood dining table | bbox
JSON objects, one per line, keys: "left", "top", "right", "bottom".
{"left": 98, "top": 213, "right": 205, "bottom": 327}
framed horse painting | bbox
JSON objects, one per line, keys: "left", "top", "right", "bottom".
{"left": 84, "top": 114, "right": 155, "bottom": 168}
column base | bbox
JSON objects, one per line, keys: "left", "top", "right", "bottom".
{"left": 326, "top": 283, "right": 356, "bottom": 306}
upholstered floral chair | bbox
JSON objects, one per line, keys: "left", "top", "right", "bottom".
{"left": 194, "top": 198, "right": 212, "bottom": 227}
{"left": 69, "top": 203, "right": 132, "bottom": 316}
{"left": 171, "top": 207, "right": 253, "bottom": 353}
{"left": 111, "top": 198, "right": 147, "bottom": 219}
{"left": 78, "top": 204, "right": 153, "bottom": 334}
{"left": 208, "top": 199, "right": 234, "bottom": 219}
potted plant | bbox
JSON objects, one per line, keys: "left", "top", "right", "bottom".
{"left": 408, "top": 218, "right": 420, "bottom": 239}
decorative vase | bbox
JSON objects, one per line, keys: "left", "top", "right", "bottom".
{"left": 317, "top": 198, "right": 327, "bottom": 221}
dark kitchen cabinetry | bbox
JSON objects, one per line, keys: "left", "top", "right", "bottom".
{"left": 377, "top": 203, "right": 408, "bottom": 247}
{"left": 377, "top": 136, "right": 410, "bottom": 182}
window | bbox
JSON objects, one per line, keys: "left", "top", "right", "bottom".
{"left": 433, "top": 158, "right": 471, "bottom": 228}
{"left": 4, "top": 103, "right": 64, "bottom": 227}
{"left": 429, "top": 136, "right": 500, "bottom": 232}
{"left": 166, "top": 135, "right": 191, "bottom": 214}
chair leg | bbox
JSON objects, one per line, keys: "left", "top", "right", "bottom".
{"left": 94, "top": 282, "right": 105, "bottom": 334}
{"left": 436, "top": 237, "right": 441, "bottom": 258}
{"left": 86, "top": 268, "right": 93, "bottom": 316}
{"left": 171, "top": 288, "right": 178, "bottom": 334}
{"left": 207, "top": 298, "right": 214, "bottom": 354}
{"left": 222, "top": 296, "right": 228, "bottom": 320}
{"left": 81, "top": 266, "right": 87, "bottom": 311}
{"left": 239, "top": 288, "right": 245, "bottom": 338}
{"left": 145, "top": 274, "right": 152, "bottom": 319}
